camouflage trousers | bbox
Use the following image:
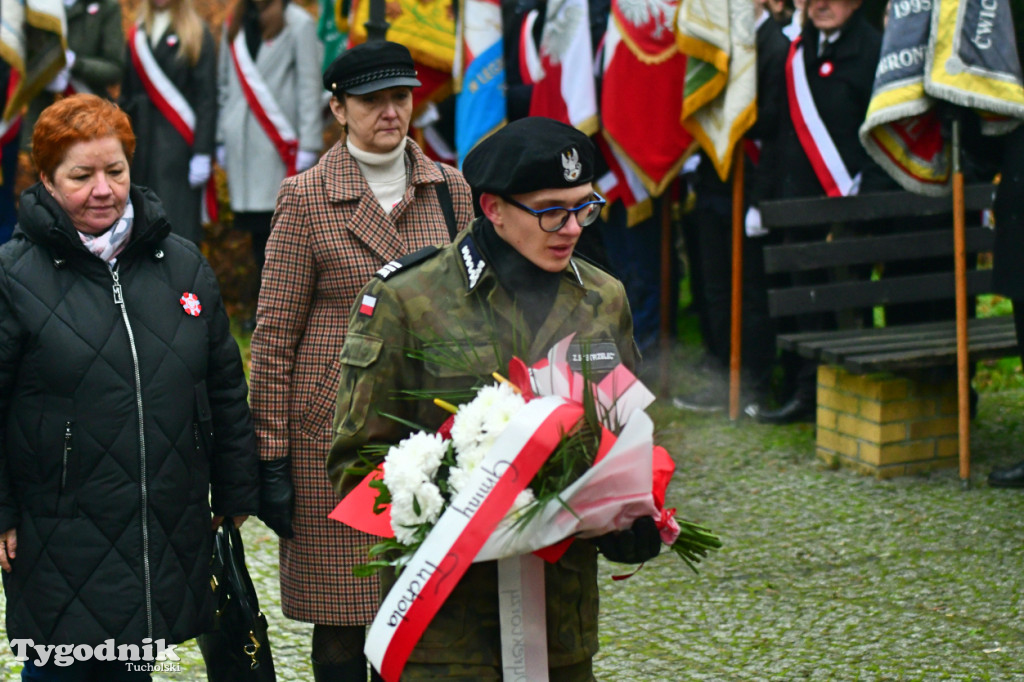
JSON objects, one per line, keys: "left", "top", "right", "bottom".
{"left": 397, "top": 657, "right": 595, "bottom": 681}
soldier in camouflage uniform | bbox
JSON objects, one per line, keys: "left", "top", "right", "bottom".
{"left": 328, "top": 117, "right": 662, "bottom": 681}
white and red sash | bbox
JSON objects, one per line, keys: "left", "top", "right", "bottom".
{"left": 1, "top": 72, "right": 23, "bottom": 177}
{"left": 785, "top": 37, "right": 855, "bottom": 197}
{"left": 0, "top": 117, "right": 19, "bottom": 148}
{"left": 128, "top": 24, "right": 196, "bottom": 146}
{"left": 229, "top": 31, "right": 298, "bottom": 176}
{"left": 63, "top": 77, "right": 95, "bottom": 96}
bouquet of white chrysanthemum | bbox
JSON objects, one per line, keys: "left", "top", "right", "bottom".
{"left": 330, "top": 334, "right": 722, "bottom": 682}
{"left": 331, "top": 335, "right": 721, "bottom": 578}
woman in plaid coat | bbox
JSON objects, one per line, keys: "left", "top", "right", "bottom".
{"left": 248, "top": 41, "right": 473, "bottom": 681}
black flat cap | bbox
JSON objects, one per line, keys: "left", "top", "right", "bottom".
{"left": 463, "top": 117, "right": 595, "bottom": 196}
{"left": 323, "top": 41, "right": 422, "bottom": 95}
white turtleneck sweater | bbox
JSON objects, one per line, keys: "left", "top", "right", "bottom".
{"left": 150, "top": 9, "right": 171, "bottom": 45}
{"left": 348, "top": 137, "right": 408, "bottom": 214}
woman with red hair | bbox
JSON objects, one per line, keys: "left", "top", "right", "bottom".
{"left": 0, "top": 94, "right": 258, "bottom": 681}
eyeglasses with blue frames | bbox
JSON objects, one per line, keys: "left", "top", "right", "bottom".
{"left": 501, "top": 191, "right": 607, "bottom": 232}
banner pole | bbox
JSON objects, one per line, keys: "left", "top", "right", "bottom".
{"left": 729, "top": 145, "right": 745, "bottom": 420}
{"left": 365, "top": 0, "right": 390, "bottom": 40}
{"left": 659, "top": 187, "right": 674, "bottom": 398}
{"left": 952, "top": 119, "right": 971, "bottom": 487}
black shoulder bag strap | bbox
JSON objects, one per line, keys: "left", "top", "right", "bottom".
{"left": 433, "top": 161, "right": 458, "bottom": 241}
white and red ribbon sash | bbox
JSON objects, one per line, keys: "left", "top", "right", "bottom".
{"left": 1, "top": 71, "right": 22, "bottom": 167}
{"left": 366, "top": 396, "right": 583, "bottom": 682}
{"left": 64, "top": 76, "right": 94, "bottom": 96}
{"left": 128, "top": 24, "right": 196, "bottom": 146}
{"left": 497, "top": 554, "right": 549, "bottom": 681}
{"left": 201, "top": 176, "right": 219, "bottom": 224}
{"left": 785, "top": 37, "right": 855, "bottom": 198}
{"left": 743, "top": 138, "right": 762, "bottom": 166}
{"left": 0, "top": 116, "right": 20, "bottom": 147}
{"left": 229, "top": 31, "right": 298, "bottom": 176}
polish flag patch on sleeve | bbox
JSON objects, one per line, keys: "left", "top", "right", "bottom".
{"left": 359, "top": 294, "right": 377, "bottom": 316}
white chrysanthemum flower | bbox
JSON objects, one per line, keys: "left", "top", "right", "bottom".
{"left": 492, "top": 488, "right": 538, "bottom": 534}
{"left": 384, "top": 431, "right": 446, "bottom": 483}
{"left": 447, "top": 465, "right": 472, "bottom": 496}
{"left": 389, "top": 482, "right": 445, "bottom": 545}
{"left": 449, "top": 382, "right": 527, "bottom": 501}
{"left": 450, "top": 382, "right": 525, "bottom": 455}
{"left": 510, "top": 488, "right": 535, "bottom": 515}
{"left": 383, "top": 431, "right": 448, "bottom": 544}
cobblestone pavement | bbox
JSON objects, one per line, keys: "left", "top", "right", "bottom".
{"left": 1, "top": 390, "right": 1024, "bottom": 681}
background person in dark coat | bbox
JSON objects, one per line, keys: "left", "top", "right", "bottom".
{"left": 0, "top": 94, "right": 258, "bottom": 681}
{"left": 673, "top": 1, "right": 790, "bottom": 413}
{"left": 986, "top": 0, "right": 1024, "bottom": 487}
{"left": 120, "top": 0, "right": 217, "bottom": 244}
{"left": 750, "top": 0, "right": 883, "bottom": 424}
{"left": 21, "top": 0, "right": 125, "bottom": 151}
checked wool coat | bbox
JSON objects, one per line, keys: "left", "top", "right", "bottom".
{"left": 249, "top": 137, "right": 473, "bottom": 625}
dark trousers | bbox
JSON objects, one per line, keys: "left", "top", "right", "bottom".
{"left": 22, "top": 659, "right": 152, "bottom": 681}
{"left": 398, "top": 657, "right": 593, "bottom": 681}
{"left": 234, "top": 210, "right": 275, "bottom": 274}
{"left": 597, "top": 200, "right": 678, "bottom": 358}
{"left": 693, "top": 195, "right": 776, "bottom": 397}
{"left": 0, "top": 135, "right": 18, "bottom": 245}
{"left": 1015, "top": 302, "right": 1024, "bottom": 358}
{"left": 680, "top": 206, "right": 713, "bottom": 351}
{"left": 234, "top": 210, "right": 275, "bottom": 312}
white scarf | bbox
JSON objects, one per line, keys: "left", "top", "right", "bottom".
{"left": 78, "top": 197, "right": 134, "bottom": 265}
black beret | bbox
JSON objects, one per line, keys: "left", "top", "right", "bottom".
{"left": 462, "top": 117, "right": 595, "bottom": 196}
{"left": 322, "top": 41, "right": 422, "bottom": 95}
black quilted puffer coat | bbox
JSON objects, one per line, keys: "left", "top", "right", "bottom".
{"left": 0, "top": 183, "right": 259, "bottom": 647}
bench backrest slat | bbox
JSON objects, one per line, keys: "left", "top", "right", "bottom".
{"left": 759, "top": 184, "right": 995, "bottom": 229}
{"left": 763, "top": 227, "right": 994, "bottom": 274}
{"left": 768, "top": 270, "right": 993, "bottom": 317}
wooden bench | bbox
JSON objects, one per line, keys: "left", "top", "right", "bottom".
{"left": 758, "top": 184, "right": 1017, "bottom": 477}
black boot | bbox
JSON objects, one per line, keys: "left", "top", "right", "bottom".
{"left": 988, "top": 461, "right": 1024, "bottom": 488}
{"left": 312, "top": 658, "right": 370, "bottom": 682}
{"left": 755, "top": 395, "right": 815, "bottom": 425}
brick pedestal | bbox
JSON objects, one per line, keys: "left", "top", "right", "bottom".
{"left": 816, "top": 366, "right": 959, "bottom": 478}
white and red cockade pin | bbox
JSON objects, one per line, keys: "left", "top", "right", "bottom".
{"left": 86, "top": 2, "right": 99, "bottom": 13}
{"left": 819, "top": 61, "right": 834, "bottom": 77}
{"left": 180, "top": 292, "right": 202, "bottom": 316}
{"left": 167, "top": 35, "right": 178, "bottom": 47}
{"left": 358, "top": 294, "right": 376, "bottom": 316}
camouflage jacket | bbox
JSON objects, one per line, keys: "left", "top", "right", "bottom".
{"left": 328, "top": 219, "right": 636, "bottom": 668}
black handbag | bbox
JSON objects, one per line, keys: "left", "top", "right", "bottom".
{"left": 197, "top": 518, "right": 276, "bottom": 682}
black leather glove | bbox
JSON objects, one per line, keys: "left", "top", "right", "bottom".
{"left": 258, "top": 457, "right": 295, "bottom": 539}
{"left": 594, "top": 516, "right": 662, "bottom": 564}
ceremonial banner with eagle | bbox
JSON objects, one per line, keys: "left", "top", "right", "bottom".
{"left": 0, "top": 0, "right": 67, "bottom": 120}
{"left": 601, "top": 0, "right": 694, "bottom": 197}
{"left": 860, "top": 0, "right": 1024, "bottom": 195}
{"left": 676, "top": 0, "right": 757, "bottom": 181}
{"left": 519, "top": 0, "right": 599, "bottom": 136}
